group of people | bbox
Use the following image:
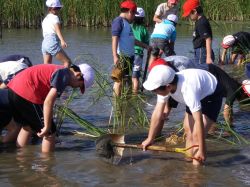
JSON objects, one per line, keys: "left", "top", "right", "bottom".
{"left": 0, "top": 0, "right": 249, "bottom": 167}
{"left": 111, "top": 0, "right": 249, "bottom": 165}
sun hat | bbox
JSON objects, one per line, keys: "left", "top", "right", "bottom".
{"left": 242, "top": 80, "right": 250, "bottom": 97}
{"left": 143, "top": 65, "right": 176, "bottom": 91}
{"left": 78, "top": 64, "right": 95, "bottom": 93}
{"left": 120, "top": 0, "right": 137, "bottom": 12}
{"left": 168, "top": 0, "right": 178, "bottom": 4}
{"left": 167, "top": 14, "right": 178, "bottom": 23}
{"left": 221, "top": 35, "right": 235, "bottom": 49}
{"left": 135, "top": 7, "right": 145, "bottom": 17}
{"left": 246, "top": 63, "right": 250, "bottom": 78}
{"left": 46, "top": 0, "right": 63, "bottom": 8}
{"left": 182, "top": 0, "right": 200, "bottom": 17}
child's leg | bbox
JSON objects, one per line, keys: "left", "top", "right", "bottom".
{"left": 42, "top": 134, "right": 56, "bottom": 153}
{"left": 237, "top": 54, "right": 245, "bottom": 66}
{"left": 16, "top": 126, "right": 32, "bottom": 148}
{"left": 183, "top": 112, "right": 195, "bottom": 158}
{"left": 132, "top": 77, "right": 139, "bottom": 94}
{"left": 113, "top": 82, "right": 122, "bottom": 96}
{"left": 55, "top": 49, "right": 71, "bottom": 67}
{"left": 2, "top": 119, "right": 21, "bottom": 143}
{"left": 43, "top": 54, "right": 52, "bottom": 64}
{"left": 229, "top": 53, "right": 238, "bottom": 64}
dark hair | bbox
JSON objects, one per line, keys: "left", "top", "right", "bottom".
{"left": 169, "top": 20, "right": 177, "bottom": 27}
{"left": 70, "top": 64, "right": 81, "bottom": 72}
{"left": 121, "top": 8, "right": 130, "bottom": 13}
{"left": 195, "top": 6, "right": 203, "bottom": 14}
{"left": 153, "top": 75, "right": 178, "bottom": 91}
{"left": 133, "top": 17, "right": 144, "bottom": 25}
{"left": 151, "top": 47, "right": 160, "bottom": 57}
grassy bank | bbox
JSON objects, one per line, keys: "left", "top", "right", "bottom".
{"left": 0, "top": 0, "right": 249, "bottom": 28}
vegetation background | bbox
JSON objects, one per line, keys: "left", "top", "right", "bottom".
{"left": 0, "top": 0, "right": 249, "bottom": 28}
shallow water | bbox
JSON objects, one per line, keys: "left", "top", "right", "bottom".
{"left": 0, "top": 23, "right": 250, "bottom": 186}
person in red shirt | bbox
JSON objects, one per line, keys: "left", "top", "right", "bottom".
{"left": 3, "top": 63, "right": 95, "bottom": 152}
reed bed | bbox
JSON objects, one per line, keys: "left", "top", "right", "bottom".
{"left": 1, "top": 0, "right": 249, "bottom": 28}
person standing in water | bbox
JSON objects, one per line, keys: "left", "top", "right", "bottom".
{"left": 42, "top": 0, "right": 72, "bottom": 67}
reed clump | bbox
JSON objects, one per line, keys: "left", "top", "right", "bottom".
{"left": 1, "top": 0, "right": 249, "bottom": 28}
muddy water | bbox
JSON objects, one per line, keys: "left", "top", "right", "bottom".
{"left": 0, "top": 23, "right": 250, "bottom": 186}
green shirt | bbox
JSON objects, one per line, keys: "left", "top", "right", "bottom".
{"left": 131, "top": 24, "right": 149, "bottom": 55}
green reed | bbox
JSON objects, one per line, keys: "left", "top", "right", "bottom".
{"left": 1, "top": 0, "right": 249, "bottom": 28}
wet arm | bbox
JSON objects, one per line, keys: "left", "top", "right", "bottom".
{"left": 54, "top": 23, "right": 67, "bottom": 48}
{"left": 220, "top": 48, "right": 227, "bottom": 64}
{"left": 142, "top": 102, "right": 166, "bottom": 150}
{"left": 112, "top": 36, "right": 119, "bottom": 65}
{"left": 135, "top": 39, "right": 151, "bottom": 51}
{"left": 205, "top": 37, "right": 213, "bottom": 64}
{"left": 153, "top": 14, "right": 162, "bottom": 23}
{"left": 37, "top": 88, "right": 57, "bottom": 137}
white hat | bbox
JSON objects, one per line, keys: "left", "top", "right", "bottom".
{"left": 79, "top": 63, "right": 95, "bottom": 90}
{"left": 143, "top": 65, "right": 176, "bottom": 91}
{"left": 46, "top": 0, "right": 63, "bottom": 8}
{"left": 221, "top": 35, "right": 235, "bottom": 49}
{"left": 167, "top": 14, "right": 178, "bottom": 23}
{"left": 135, "top": 7, "right": 145, "bottom": 17}
{"left": 242, "top": 80, "right": 250, "bottom": 96}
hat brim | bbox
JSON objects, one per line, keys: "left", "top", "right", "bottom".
{"left": 221, "top": 43, "right": 230, "bottom": 49}
{"left": 143, "top": 80, "right": 160, "bottom": 91}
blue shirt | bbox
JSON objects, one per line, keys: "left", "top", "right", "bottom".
{"left": 112, "top": 16, "right": 135, "bottom": 57}
{"left": 151, "top": 20, "right": 176, "bottom": 42}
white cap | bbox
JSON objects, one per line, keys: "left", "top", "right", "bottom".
{"left": 143, "top": 65, "right": 176, "bottom": 91}
{"left": 79, "top": 63, "right": 95, "bottom": 89}
{"left": 135, "top": 7, "right": 145, "bottom": 17}
{"left": 46, "top": 0, "right": 63, "bottom": 8}
{"left": 221, "top": 35, "right": 235, "bottom": 48}
{"left": 167, "top": 14, "right": 178, "bottom": 23}
{"left": 242, "top": 80, "right": 250, "bottom": 96}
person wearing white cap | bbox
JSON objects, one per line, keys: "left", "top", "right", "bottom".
{"left": 150, "top": 14, "right": 178, "bottom": 57}
{"left": 42, "top": 0, "right": 72, "bottom": 67}
{"left": 220, "top": 32, "right": 250, "bottom": 65}
{"left": 142, "top": 65, "right": 223, "bottom": 165}
{"left": 131, "top": 7, "right": 150, "bottom": 94}
{"left": 0, "top": 63, "right": 95, "bottom": 152}
{"left": 153, "top": 0, "right": 179, "bottom": 24}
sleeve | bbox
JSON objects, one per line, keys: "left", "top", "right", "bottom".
{"left": 154, "top": 4, "right": 163, "bottom": 16}
{"left": 50, "top": 69, "right": 70, "bottom": 96}
{"left": 157, "top": 94, "right": 169, "bottom": 103}
{"left": 111, "top": 17, "right": 124, "bottom": 37}
{"left": 197, "top": 21, "right": 212, "bottom": 39}
{"left": 170, "top": 30, "right": 176, "bottom": 42}
{"left": 51, "top": 15, "right": 60, "bottom": 25}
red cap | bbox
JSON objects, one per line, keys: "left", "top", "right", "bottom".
{"left": 182, "top": 0, "right": 200, "bottom": 17}
{"left": 149, "top": 58, "right": 170, "bottom": 72}
{"left": 120, "top": 0, "right": 137, "bottom": 12}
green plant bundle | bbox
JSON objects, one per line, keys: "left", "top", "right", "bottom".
{"left": 1, "top": 0, "right": 249, "bottom": 28}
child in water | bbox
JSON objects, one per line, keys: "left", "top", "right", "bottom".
{"left": 42, "top": 0, "right": 72, "bottom": 67}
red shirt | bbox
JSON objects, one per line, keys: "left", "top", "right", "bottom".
{"left": 148, "top": 58, "right": 170, "bottom": 72}
{"left": 8, "top": 64, "right": 64, "bottom": 104}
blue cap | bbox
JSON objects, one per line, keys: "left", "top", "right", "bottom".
{"left": 246, "top": 64, "right": 250, "bottom": 78}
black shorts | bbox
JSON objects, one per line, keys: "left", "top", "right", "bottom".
{"left": 118, "top": 55, "right": 134, "bottom": 78}
{"left": 8, "top": 89, "right": 56, "bottom": 134}
{"left": 186, "top": 84, "right": 223, "bottom": 122}
{"left": 0, "top": 89, "right": 12, "bottom": 129}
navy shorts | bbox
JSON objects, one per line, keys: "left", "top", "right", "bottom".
{"left": 8, "top": 89, "right": 56, "bottom": 134}
{"left": 186, "top": 84, "right": 223, "bottom": 122}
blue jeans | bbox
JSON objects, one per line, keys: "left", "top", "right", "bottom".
{"left": 194, "top": 47, "right": 215, "bottom": 64}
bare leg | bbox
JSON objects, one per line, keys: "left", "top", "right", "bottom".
{"left": 132, "top": 77, "right": 139, "bottom": 94}
{"left": 42, "top": 134, "right": 56, "bottom": 153}
{"left": 113, "top": 82, "right": 122, "bottom": 96}
{"left": 16, "top": 126, "right": 32, "bottom": 148}
{"left": 55, "top": 49, "right": 71, "bottom": 67}
{"left": 43, "top": 54, "right": 52, "bottom": 64}
{"left": 229, "top": 53, "right": 238, "bottom": 64}
{"left": 2, "top": 119, "right": 21, "bottom": 143}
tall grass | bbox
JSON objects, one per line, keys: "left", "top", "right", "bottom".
{"left": 0, "top": 0, "right": 249, "bottom": 28}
